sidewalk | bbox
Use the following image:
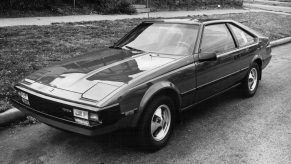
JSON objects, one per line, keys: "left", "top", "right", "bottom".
{"left": 244, "top": 3, "right": 291, "bottom": 13}
{"left": 245, "top": 0, "right": 291, "bottom": 7}
{"left": 0, "top": 8, "right": 261, "bottom": 27}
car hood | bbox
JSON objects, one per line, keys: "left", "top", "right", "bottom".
{"left": 24, "top": 48, "right": 181, "bottom": 96}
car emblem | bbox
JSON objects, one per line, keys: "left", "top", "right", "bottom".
{"left": 62, "top": 108, "right": 72, "bottom": 113}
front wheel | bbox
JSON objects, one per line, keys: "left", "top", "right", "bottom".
{"left": 138, "top": 96, "right": 175, "bottom": 151}
{"left": 241, "top": 62, "right": 260, "bottom": 97}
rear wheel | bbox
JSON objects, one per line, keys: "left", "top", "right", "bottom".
{"left": 138, "top": 95, "right": 175, "bottom": 151}
{"left": 241, "top": 62, "right": 260, "bottom": 97}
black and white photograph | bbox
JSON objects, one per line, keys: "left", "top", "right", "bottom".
{"left": 0, "top": 0, "right": 291, "bottom": 163}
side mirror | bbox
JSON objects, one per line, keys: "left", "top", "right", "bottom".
{"left": 198, "top": 52, "right": 217, "bottom": 62}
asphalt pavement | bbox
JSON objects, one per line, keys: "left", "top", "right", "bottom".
{"left": 1, "top": 43, "right": 291, "bottom": 164}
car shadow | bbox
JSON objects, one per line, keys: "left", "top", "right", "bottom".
{"left": 42, "top": 87, "right": 254, "bottom": 163}
{"left": 179, "top": 88, "right": 244, "bottom": 124}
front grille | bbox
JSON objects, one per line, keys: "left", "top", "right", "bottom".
{"left": 28, "top": 94, "right": 74, "bottom": 121}
{"left": 14, "top": 89, "right": 123, "bottom": 127}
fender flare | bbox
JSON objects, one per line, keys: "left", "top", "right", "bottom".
{"left": 251, "top": 55, "right": 263, "bottom": 79}
{"left": 131, "top": 81, "right": 182, "bottom": 126}
{"left": 251, "top": 55, "right": 262, "bottom": 66}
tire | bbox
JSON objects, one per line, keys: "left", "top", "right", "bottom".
{"left": 241, "top": 62, "right": 260, "bottom": 97}
{"left": 137, "top": 95, "right": 175, "bottom": 151}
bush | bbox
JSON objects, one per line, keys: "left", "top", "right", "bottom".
{"left": 117, "top": 1, "right": 137, "bottom": 14}
{"left": 0, "top": 0, "right": 136, "bottom": 15}
{"left": 149, "top": 0, "right": 243, "bottom": 9}
{"left": 0, "top": 0, "right": 52, "bottom": 10}
{"left": 93, "top": 0, "right": 136, "bottom": 14}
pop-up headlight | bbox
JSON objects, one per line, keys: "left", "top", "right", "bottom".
{"left": 82, "top": 82, "right": 118, "bottom": 102}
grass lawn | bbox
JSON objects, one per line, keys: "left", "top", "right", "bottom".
{"left": 1, "top": 12, "right": 291, "bottom": 113}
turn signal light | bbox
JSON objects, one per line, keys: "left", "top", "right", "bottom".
{"left": 18, "top": 91, "right": 30, "bottom": 105}
{"left": 89, "top": 113, "right": 102, "bottom": 123}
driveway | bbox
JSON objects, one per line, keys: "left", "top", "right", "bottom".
{"left": 1, "top": 43, "right": 291, "bottom": 164}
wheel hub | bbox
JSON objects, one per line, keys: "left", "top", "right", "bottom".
{"left": 248, "top": 68, "right": 258, "bottom": 91}
{"left": 151, "top": 104, "right": 171, "bottom": 141}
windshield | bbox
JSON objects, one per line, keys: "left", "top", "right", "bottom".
{"left": 115, "top": 23, "right": 199, "bottom": 56}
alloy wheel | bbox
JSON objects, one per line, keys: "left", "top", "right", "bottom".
{"left": 151, "top": 104, "right": 171, "bottom": 141}
{"left": 248, "top": 68, "right": 258, "bottom": 91}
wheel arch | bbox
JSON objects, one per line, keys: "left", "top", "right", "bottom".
{"left": 132, "top": 81, "right": 182, "bottom": 126}
{"left": 252, "top": 57, "right": 263, "bottom": 80}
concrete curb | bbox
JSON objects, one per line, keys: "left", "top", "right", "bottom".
{"left": 0, "top": 37, "right": 290, "bottom": 126}
{"left": 0, "top": 108, "right": 25, "bottom": 125}
{"left": 270, "top": 37, "right": 291, "bottom": 47}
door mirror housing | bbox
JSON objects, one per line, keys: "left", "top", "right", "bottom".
{"left": 198, "top": 52, "right": 217, "bottom": 62}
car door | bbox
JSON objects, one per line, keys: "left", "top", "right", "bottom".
{"left": 195, "top": 23, "right": 240, "bottom": 102}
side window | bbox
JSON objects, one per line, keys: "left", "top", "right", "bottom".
{"left": 201, "top": 24, "right": 236, "bottom": 54}
{"left": 228, "top": 24, "right": 255, "bottom": 47}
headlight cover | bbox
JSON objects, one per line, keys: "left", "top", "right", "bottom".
{"left": 81, "top": 82, "right": 118, "bottom": 101}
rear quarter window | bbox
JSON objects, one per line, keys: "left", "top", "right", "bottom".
{"left": 228, "top": 24, "right": 256, "bottom": 47}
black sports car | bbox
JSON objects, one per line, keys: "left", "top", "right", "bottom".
{"left": 11, "top": 18, "right": 272, "bottom": 150}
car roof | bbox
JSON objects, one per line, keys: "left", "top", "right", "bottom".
{"left": 143, "top": 18, "right": 237, "bottom": 25}
{"left": 143, "top": 18, "right": 263, "bottom": 38}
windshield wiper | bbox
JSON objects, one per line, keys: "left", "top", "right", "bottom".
{"left": 110, "top": 45, "right": 143, "bottom": 52}
{"left": 109, "top": 45, "right": 122, "bottom": 49}
{"left": 124, "top": 46, "right": 143, "bottom": 52}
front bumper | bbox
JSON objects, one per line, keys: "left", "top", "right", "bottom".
{"left": 11, "top": 99, "right": 132, "bottom": 136}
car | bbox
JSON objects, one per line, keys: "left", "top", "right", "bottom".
{"left": 11, "top": 18, "right": 272, "bottom": 150}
